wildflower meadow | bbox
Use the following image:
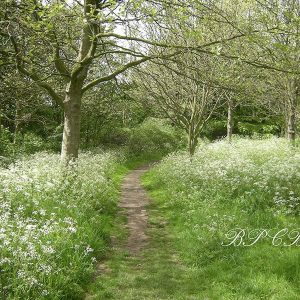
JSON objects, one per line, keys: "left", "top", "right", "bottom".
{"left": 143, "top": 138, "right": 300, "bottom": 299}
{"left": 0, "top": 151, "right": 121, "bottom": 299}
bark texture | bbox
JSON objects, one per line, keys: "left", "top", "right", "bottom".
{"left": 286, "top": 77, "right": 299, "bottom": 144}
{"left": 60, "top": 0, "right": 98, "bottom": 162}
{"left": 188, "top": 124, "right": 198, "bottom": 156}
{"left": 227, "top": 97, "right": 234, "bottom": 143}
{"left": 61, "top": 91, "right": 82, "bottom": 161}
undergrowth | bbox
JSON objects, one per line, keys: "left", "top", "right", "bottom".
{"left": 0, "top": 150, "right": 124, "bottom": 299}
{"left": 143, "top": 138, "right": 300, "bottom": 299}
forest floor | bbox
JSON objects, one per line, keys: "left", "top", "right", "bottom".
{"left": 85, "top": 164, "right": 200, "bottom": 300}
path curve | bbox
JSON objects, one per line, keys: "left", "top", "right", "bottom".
{"left": 119, "top": 165, "right": 150, "bottom": 255}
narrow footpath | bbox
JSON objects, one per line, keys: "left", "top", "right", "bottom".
{"left": 118, "top": 165, "right": 150, "bottom": 255}
{"left": 86, "top": 165, "right": 198, "bottom": 300}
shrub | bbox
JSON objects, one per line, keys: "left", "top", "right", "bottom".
{"left": 0, "top": 128, "right": 61, "bottom": 162}
{"left": 21, "top": 132, "right": 47, "bottom": 155}
{"left": 127, "top": 118, "right": 184, "bottom": 158}
{"left": 0, "top": 126, "right": 14, "bottom": 159}
{"left": 202, "top": 120, "right": 227, "bottom": 140}
{"left": 237, "top": 121, "right": 281, "bottom": 136}
{"left": 98, "top": 127, "right": 131, "bottom": 146}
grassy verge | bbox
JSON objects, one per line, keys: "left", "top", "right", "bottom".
{"left": 142, "top": 138, "right": 300, "bottom": 300}
{"left": 0, "top": 151, "right": 129, "bottom": 299}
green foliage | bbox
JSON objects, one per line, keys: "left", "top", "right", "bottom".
{"left": 21, "top": 132, "right": 48, "bottom": 155}
{"left": 0, "top": 127, "right": 62, "bottom": 163}
{"left": 0, "top": 151, "right": 124, "bottom": 299}
{"left": 127, "top": 118, "right": 185, "bottom": 159}
{"left": 237, "top": 121, "right": 281, "bottom": 136}
{"left": 47, "top": 125, "right": 63, "bottom": 152}
{"left": 143, "top": 138, "right": 300, "bottom": 299}
{"left": 96, "top": 127, "right": 132, "bottom": 147}
{"left": 203, "top": 118, "right": 282, "bottom": 140}
{"left": 203, "top": 119, "right": 228, "bottom": 140}
{"left": 0, "top": 126, "right": 13, "bottom": 159}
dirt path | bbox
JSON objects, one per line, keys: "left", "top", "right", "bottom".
{"left": 86, "top": 165, "right": 197, "bottom": 299}
{"left": 118, "top": 165, "right": 150, "bottom": 255}
{"left": 85, "top": 165, "right": 151, "bottom": 299}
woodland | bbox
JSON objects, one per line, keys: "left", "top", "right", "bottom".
{"left": 0, "top": 0, "right": 300, "bottom": 299}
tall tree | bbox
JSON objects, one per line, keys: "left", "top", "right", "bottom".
{"left": 2, "top": 0, "right": 206, "bottom": 161}
{"left": 132, "top": 52, "right": 225, "bottom": 155}
{"left": 1, "top": 0, "right": 159, "bottom": 162}
{"left": 2, "top": 0, "right": 298, "bottom": 162}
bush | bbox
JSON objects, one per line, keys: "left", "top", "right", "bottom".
{"left": 202, "top": 120, "right": 227, "bottom": 140}
{"left": 237, "top": 121, "right": 281, "bottom": 136}
{"left": 0, "top": 151, "right": 121, "bottom": 299}
{"left": 127, "top": 118, "right": 184, "bottom": 158}
{"left": 98, "top": 127, "right": 131, "bottom": 146}
{"left": 21, "top": 132, "right": 48, "bottom": 155}
{"left": 47, "top": 125, "right": 63, "bottom": 152}
{"left": 0, "top": 127, "right": 61, "bottom": 162}
{"left": 202, "top": 120, "right": 281, "bottom": 141}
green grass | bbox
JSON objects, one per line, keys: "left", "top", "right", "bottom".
{"left": 5, "top": 138, "right": 299, "bottom": 299}
{"left": 86, "top": 199, "right": 205, "bottom": 300}
{"left": 140, "top": 138, "right": 300, "bottom": 300}
{"left": 142, "top": 171, "right": 300, "bottom": 300}
{"left": 86, "top": 138, "right": 300, "bottom": 300}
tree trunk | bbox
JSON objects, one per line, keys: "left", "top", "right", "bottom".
{"left": 287, "top": 77, "right": 298, "bottom": 144}
{"left": 188, "top": 125, "right": 198, "bottom": 156}
{"left": 61, "top": 89, "right": 82, "bottom": 162}
{"left": 13, "top": 99, "right": 21, "bottom": 144}
{"left": 227, "top": 98, "right": 234, "bottom": 143}
{"left": 189, "top": 138, "right": 197, "bottom": 156}
{"left": 85, "top": 122, "right": 90, "bottom": 148}
{"left": 287, "top": 102, "right": 296, "bottom": 143}
{"left": 60, "top": 0, "right": 98, "bottom": 162}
